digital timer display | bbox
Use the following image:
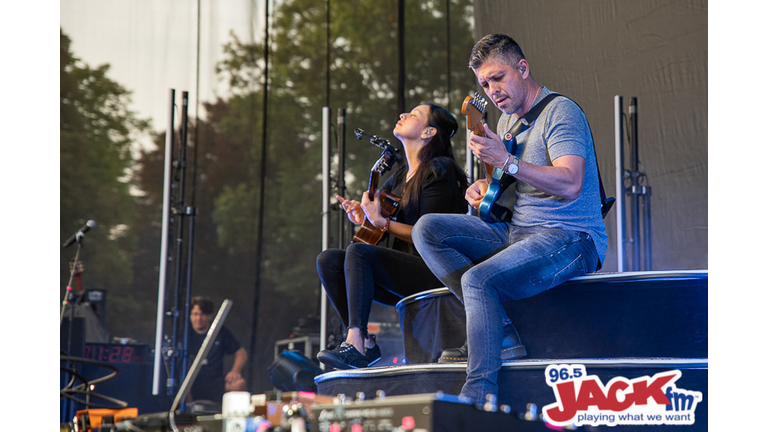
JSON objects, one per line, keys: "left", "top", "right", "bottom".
{"left": 84, "top": 344, "right": 150, "bottom": 363}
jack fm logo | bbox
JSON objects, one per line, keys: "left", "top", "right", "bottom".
{"left": 542, "top": 364, "right": 703, "bottom": 427}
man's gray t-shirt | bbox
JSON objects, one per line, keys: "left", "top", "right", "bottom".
{"left": 496, "top": 87, "right": 608, "bottom": 264}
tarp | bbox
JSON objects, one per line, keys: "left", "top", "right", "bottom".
{"left": 473, "top": 0, "right": 707, "bottom": 271}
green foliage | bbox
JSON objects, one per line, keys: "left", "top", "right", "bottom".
{"left": 212, "top": 184, "right": 260, "bottom": 254}
{"left": 64, "top": 0, "right": 475, "bottom": 392}
{"left": 205, "top": 0, "right": 475, "bottom": 298}
{"left": 60, "top": 30, "right": 150, "bottom": 328}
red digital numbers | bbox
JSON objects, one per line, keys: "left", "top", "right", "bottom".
{"left": 84, "top": 344, "right": 143, "bottom": 363}
{"left": 109, "top": 346, "right": 121, "bottom": 363}
{"left": 122, "top": 346, "right": 134, "bottom": 363}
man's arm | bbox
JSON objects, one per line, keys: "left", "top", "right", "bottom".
{"left": 468, "top": 124, "right": 584, "bottom": 201}
{"left": 225, "top": 347, "right": 247, "bottom": 391}
{"left": 514, "top": 154, "right": 585, "bottom": 201}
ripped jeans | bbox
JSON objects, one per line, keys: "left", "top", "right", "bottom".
{"left": 412, "top": 213, "right": 599, "bottom": 405}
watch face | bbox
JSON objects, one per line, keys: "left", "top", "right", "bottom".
{"left": 506, "top": 162, "right": 518, "bottom": 175}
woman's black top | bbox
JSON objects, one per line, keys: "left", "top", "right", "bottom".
{"left": 379, "top": 156, "right": 468, "bottom": 256}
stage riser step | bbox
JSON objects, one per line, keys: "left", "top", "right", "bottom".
{"left": 397, "top": 271, "right": 708, "bottom": 362}
{"left": 315, "top": 359, "right": 708, "bottom": 431}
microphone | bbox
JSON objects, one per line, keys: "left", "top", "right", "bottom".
{"left": 354, "top": 128, "right": 396, "bottom": 151}
{"left": 354, "top": 128, "right": 404, "bottom": 165}
{"left": 63, "top": 220, "right": 96, "bottom": 248}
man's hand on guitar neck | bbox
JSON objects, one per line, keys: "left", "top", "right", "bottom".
{"left": 466, "top": 179, "right": 490, "bottom": 210}
{"left": 466, "top": 122, "right": 505, "bottom": 212}
{"left": 468, "top": 123, "right": 509, "bottom": 169}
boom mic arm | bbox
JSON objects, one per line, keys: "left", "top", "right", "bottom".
{"left": 354, "top": 128, "right": 403, "bottom": 164}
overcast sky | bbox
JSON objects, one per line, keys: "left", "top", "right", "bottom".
{"left": 60, "top": 0, "right": 266, "bottom": 150}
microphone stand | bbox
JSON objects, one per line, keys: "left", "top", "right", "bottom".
{"left": 60, "top": 235, "right": 85, "bottom": 423}
{"left": 61, "top": 241, "right": 84, "bottom": 327}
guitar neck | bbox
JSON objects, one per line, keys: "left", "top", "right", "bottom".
{"left": 472, "top": 123, "right": 495, "bottom": 181}
{"left": 367, "top": 171, "right": 379, "bottom": 200}
{"left": 463, "top": 94, "right": 495, "bottom": 182}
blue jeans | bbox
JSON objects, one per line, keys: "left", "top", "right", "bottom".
{"left": 412, "top": 213, "right": 600, "bottom": 405}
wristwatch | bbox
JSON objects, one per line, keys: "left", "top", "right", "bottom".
{"left": 504, "top": 156, "right": 519, "bottom": 175}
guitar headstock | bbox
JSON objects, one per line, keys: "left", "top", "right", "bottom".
{"left": 367, "top": 149, "right": 399, "bottom": 200}
{"left": 373, "top": 150, "right": 397, "bottom": 175}
{"left": 461, "top": 92, "right": 488, "bottom": 136}
{"left": 463, "top": 92, "right": 494, "bottom": 180}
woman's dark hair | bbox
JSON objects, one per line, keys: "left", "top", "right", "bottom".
{"left": 399, "top": 102, "right": 468, "bottom": 212}
{"left": 469, "top": 33, "right": 526, "bottom": 70}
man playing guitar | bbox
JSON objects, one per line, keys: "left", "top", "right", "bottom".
{"left": 413, "top": 34, "right": 608, "bottom": 405}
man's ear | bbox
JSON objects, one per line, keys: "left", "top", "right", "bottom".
{"left": 519, "top": 59, "right": 530, "bottom": 77}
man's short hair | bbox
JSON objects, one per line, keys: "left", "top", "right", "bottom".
{"left": 191, "top": 296, "right": 215, "bottom": 315}
{"left": 469, "top": 33, "right": 526, "bottom": 70}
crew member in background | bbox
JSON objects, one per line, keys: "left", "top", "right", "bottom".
{"left": 187, "top": 296, "right": 247, "bottom": 403}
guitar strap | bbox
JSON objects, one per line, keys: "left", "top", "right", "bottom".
{"left": 498, "top": 93, "right": 614, "bottom": 219}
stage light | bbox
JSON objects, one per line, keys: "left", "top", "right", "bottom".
{"left": 268, "top": 350, "right": 323, "bottom": 392}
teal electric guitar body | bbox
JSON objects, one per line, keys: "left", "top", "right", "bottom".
{"left": 462, "top": 93, "right": 519, "bottom": 223}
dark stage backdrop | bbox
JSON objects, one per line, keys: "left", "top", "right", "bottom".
{"left": 473, "top": 0, "right": 707, "bottom": 271}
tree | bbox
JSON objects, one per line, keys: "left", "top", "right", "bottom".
{"left": 84, "top": 0, "right": 475, "bottom": 394}
{"left": 210, "top": 0, "right": 476, "bottom": 301}
{"left": 200, "top": 0, "right": 476, "bottom": 391}
{"left": 60, "top": 29, "right": 151, "bottom": 340}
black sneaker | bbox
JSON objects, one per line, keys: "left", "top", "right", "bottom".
{"left": 317, "top": 342, "right": 369, "bottom": 370}
{"left": 365, "top": 344, "right": 382, "bottom": 366}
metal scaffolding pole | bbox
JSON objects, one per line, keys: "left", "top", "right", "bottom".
{"left": 614, "top": 96, "right": 626, "bottom": 272}
{"left": 320, "top": 107, "right": 330, "bottom": 355}
{"left": 615, "top": 95, "right": 652, "bottom": 272}
{"left": 153, "top": 89, "right": 176, "bottom": 395}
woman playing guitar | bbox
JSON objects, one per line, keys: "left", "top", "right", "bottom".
{"left": 316, "top": 102, "right": 468, "bottom": 370}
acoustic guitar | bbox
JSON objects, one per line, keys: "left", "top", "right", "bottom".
{"left": 351, "top": 150, "right": 402, "bottom": 245}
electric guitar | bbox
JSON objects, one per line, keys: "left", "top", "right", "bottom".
{"left": 462, "top": 93, "right": 518, "bottom": 222}
{"left": 351, "top": 150, "right": 402, "bottom": 245}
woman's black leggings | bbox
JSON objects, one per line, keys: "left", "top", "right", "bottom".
{"left": 316, "top": 243, "right": 444, "bottom": 339}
